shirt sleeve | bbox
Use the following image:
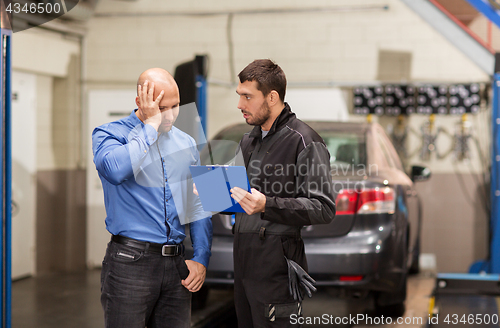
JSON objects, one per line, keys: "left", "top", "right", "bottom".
{"left": 261, "top": 142, "right": 336, "bottom": 226}
{"left": 92, "top": 123, "right": 158, "bottom": 185}
{"left": 187, "top": 143, "right": 213, "bottom": 267}
{"left": 189, "top": 217, "right": 213, "bottom": 268}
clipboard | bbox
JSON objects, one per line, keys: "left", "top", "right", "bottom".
{"left": 190, "top": 165, "right": 251, "bottom": 213}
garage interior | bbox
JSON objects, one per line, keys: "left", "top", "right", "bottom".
{"left": 3, "top": 0, "right": 500, "bottom": 327}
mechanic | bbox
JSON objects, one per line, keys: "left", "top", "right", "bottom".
{"left": 230, "top": 59, "right": 336, "bottom": 327}
{"left": 92, "top": 68, "right": 212, "bottom": 328}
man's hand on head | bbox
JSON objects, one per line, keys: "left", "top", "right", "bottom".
{"left": 182, "top": 260, "right": 206, "bottom": 292}
{"left": 230, "top": 187, "right": 266, "bottom": 215}
{"left": 136, "top": 80, "right": 164, "bottom": 131}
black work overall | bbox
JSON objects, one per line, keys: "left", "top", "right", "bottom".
{"left": 233, "top": 104, "right": 336, "bottom": 327}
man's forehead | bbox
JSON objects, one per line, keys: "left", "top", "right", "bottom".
{"left": 158, "top": 87, "right": 180, "bottom": 104}
{"left": 154, "top": 82, "right": 179, "bottom": 97}
{"left": 159, "top": 93, "right": 180, "bottom": 103}
{"left": 236, "top": 80, "right": 259, "bottom": 94}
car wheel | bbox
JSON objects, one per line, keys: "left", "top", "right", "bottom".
{"left": 409, "top": 238, "right": 420, "bottom": 274}
{"left": 375, "top": 270, "right": 407, "bottom": 317}
{"left": 375, "top": 302, "right": 406, "bottom": 318}
{"left": 192, "top": 285, "right": 210, "bottom": 310}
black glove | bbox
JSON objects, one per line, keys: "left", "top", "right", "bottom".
{"left": 285, "top": 257, "right": 302, "bottom": 302}
{"left": 285, "top": 257, "right": 317, "bottom": 302}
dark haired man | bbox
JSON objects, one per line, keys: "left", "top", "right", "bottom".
{"left": 230, "top": 59, "right": 336, "bottom": 327}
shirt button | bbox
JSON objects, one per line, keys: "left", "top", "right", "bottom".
{"left": 144, "top": 150, "right": 147, "bottom": 153}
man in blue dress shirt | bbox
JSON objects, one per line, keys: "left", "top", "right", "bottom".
{"left": 92, "top": 68, "right": 212, "bottom": 328}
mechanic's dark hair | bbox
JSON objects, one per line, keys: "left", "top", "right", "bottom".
{"left": 238, "top": 59, "right": 286, "bottom": 103}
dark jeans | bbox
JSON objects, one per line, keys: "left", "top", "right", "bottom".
{"left": 101, "top": 240, "right": 191, "bottom": 328}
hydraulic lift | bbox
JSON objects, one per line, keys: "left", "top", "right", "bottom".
{"left": 428, "top": 273, "right": 500, "bottom": 327}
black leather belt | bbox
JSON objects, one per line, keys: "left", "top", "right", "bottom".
{"left": 111, "top": 235, "right": 184, "bottom": 257}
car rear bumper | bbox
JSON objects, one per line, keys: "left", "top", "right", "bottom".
{"left": 306, "top": 216, "right": 407, "bottom": 292}
{"left": 205, "top": 226, "right": 403, "bottom": 292}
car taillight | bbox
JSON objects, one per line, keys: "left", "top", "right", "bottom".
{"left": 339, "top": 275, "right": 364, "bottom": 282}
{"left": 335, "top": 187, "right": 395, "bottom": 215}
{"left": 335, "top": 189, "right": 359, "bottom": 215}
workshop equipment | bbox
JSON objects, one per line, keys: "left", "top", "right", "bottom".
{"left": 0, "top": 11, "right": 12, "bottom": 328}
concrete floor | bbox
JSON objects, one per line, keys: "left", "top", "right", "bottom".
{"left": 12, "top": 270, "right": 103, "bottom": 328}
{"left": 12, "top": 270, "right": 435, "bottom": 328}
{"left": 11, "top": 270, "right": 235, "bottom": 328}
{"left": 301, "top": 272, "right": 435, "bottom": 328}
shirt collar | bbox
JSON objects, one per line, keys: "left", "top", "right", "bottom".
{"left": 130, "top": 109, "right": 143, "bottom": 126}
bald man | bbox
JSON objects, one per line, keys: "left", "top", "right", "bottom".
{"left": 92, "top": 68, "right": 212, "bottom": 328}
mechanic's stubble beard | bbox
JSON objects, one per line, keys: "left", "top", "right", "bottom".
{"left": 245, "top": 101, "right": 272, "bottom": 127}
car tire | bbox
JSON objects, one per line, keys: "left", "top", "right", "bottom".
{"left": 192, "top": 285, "right": 210, "bottom": 310}
{"left": 375, "top": 269, "right": 407, "bottom": 317}
{"left": 375, "top": 302, "right": 406, "bottom": 318}
{"left": 409, "top": 238, "right": 420, "bottom": 274}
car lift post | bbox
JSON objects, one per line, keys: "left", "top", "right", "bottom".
{"left": 0, "top": 7, "right": 12, "bottom": 327}
{"left": 491, "top": 59, "right": 500, "bottom": 274}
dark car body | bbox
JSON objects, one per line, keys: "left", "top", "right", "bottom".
{"left": 187, "top": 121, "right": 430, "bottom": 314}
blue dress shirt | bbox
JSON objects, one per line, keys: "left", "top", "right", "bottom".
{"left": 92, "top": 110, "right": 212, "bottom": 267}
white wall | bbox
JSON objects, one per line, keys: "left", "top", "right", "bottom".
{"left": 87, "top": 0, "right": 488, "bottom": 138}
{"left": 13, "top": 28, "right": 80, "bottom": 78}
{"left": 11, "top": 25, "right": 82, "bottom": 275}
{"left": 11, "top": 71, "right": 37, "bottom": 279}
{"left": 13, "top": 27, "right": 81, "bottom": 171}
{"left": 285, "top": 88, "right": 349, "bottom": 122}
{"left": 86, "top": 90, "right": 135, "bottom": 267}
{"left": 36, "top": 75, "right": 55, "bottom": 170}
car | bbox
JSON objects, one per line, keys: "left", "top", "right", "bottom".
{"left": 187, "top": 121, "right": 430, "bottom": 316}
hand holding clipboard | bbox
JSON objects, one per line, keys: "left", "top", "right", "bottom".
{"left": 229, "top": 186, "right": 266, "bottom": 215}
